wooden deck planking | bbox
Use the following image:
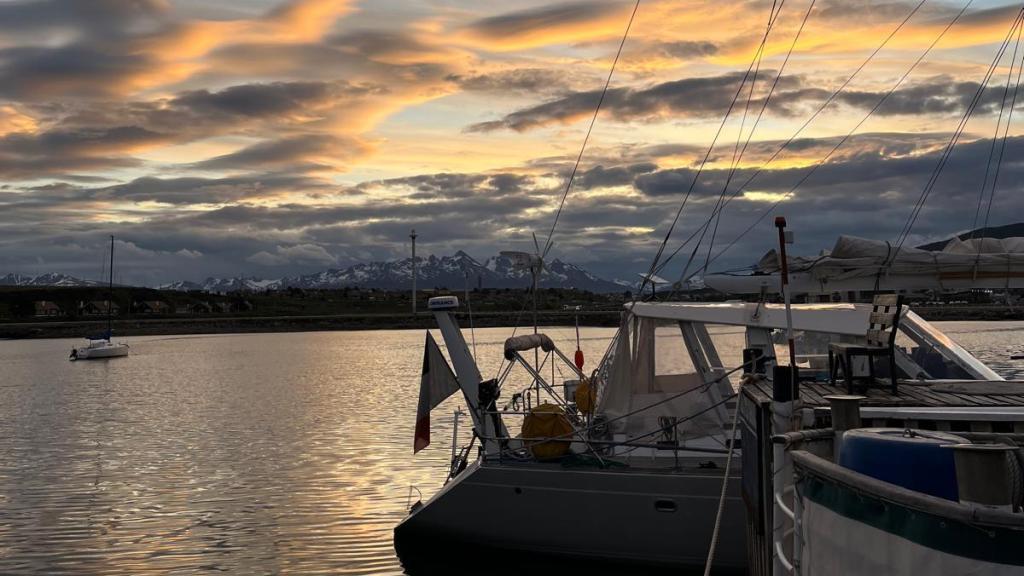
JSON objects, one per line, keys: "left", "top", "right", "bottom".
{"left": 747, "top": 377, "right": 1024, "bottom": 408}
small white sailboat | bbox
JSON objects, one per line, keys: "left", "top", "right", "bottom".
{"left": 71, "top": 336, "right": 130, "bottom": 360}
{"left": 70, "top": 235, "right": 129, "bottom": 360}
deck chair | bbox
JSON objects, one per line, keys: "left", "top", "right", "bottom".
{"left": 828, "top": 294, "right": 903, "bottom": 395}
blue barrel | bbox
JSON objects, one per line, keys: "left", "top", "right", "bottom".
{"left": 839, "top": 428, "right": 967, "bottom": 501}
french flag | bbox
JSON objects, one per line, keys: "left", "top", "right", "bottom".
{"left": 414, "top": 332, "right": 460, "bottom": 453}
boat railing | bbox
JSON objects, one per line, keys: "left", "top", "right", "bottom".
{"left": 770, "top": 413, "right": 1024, "bottom": 575}
{"left": 474, "top": 392, "right": 740, "bottom": 465}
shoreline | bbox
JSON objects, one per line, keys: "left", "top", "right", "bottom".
{"left": 0, "top": 310, "right": 624, "bottom": 339}
{"left": 1, "top": 306, "right": 1022, "bottom": 340}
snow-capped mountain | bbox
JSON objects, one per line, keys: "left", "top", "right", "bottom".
{"left": 160, "top": 252, "right": 626, "bottom": 293}
{"left": 0, "top": 273, "right": 101, "bottom": 287}
{"left": 7, "top": 253, "right": 627, "bottom": 293}
{"left": 157, "top": 277, "right": 279, "bottom": 293}
{"left": 270, "top": 251, "right": 625, "bottom": 292}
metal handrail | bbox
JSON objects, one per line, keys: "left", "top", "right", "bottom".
{"left": 474, "top": 433, "right": 733, "bottom": 455}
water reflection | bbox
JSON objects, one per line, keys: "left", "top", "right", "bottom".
{"left": 0, "top": 323, "right": 1019, "bottom": 574}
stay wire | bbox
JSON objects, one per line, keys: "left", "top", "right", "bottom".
{"left": 896, "top": 8, "right": 1023, "bottom": 251}
{"left": 638, "top": 0, "right": 782, "bottom": 299}
{"left": 497, "top": 0, "right": 641, "bottom": 380}
{"left": 650, "top": 0, "right": 929, "bottom": 280}
{"left": 970, "top": 20, "right": 1022, "bottom": 238}
{"left": 670, "top": 0, "right": 978, "bottom": 293}
{"left": 703, "top": 0, "right": 816, "bottom": 277}
{"left": 894, "top": 6, "right": 1024, "bottom": 257}
{"left": 540, "top": 0, "right": 641, "bottom": 261}
{"left": 702, "top": 2, "right": 782, "bottom": 280}
{"left": 978, "top": 20, "right": 1024, "bottom": 252}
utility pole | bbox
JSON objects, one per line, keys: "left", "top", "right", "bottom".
{"left": 410, "top": 229, "right": 418, "bottom": 315}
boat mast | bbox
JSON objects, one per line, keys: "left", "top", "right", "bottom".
{"left": 107, "top": 235, "right": 114, "bottom": 339}
{"left": 410, "top": 229, "right": 417, "bottom": 315}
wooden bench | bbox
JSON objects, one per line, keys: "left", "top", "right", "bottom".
{"left": 828, "top": 294, "right": 903, "bottom": 395}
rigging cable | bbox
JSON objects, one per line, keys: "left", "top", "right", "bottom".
{"left": 970, "top": 19, "right": 1023, "bottom": 240}
{"left": 649, "top": 0, "right": 930, "bottom": 281}
{"left": 977, "top": 19, "right": 1024, "bottom": 254}
{"left": 892, "top": 6, "right": 1024, "bottom": 259}
{"left": 496, "top": 0, "right": 641, "bottom": 380}
{"left": 540, "top": 0, "right": 641, "bottom": 261}
{"left": 638, "top": 0, "right": 784, "bottom": 298}
{"left": 698, "top": 0, "right": 817, "bottom": 282}
{"left": 702, "top": 377, "right": 747, "bottom": 576}
{"left": 670, "top": 0, "right": 982, "bottom": 292}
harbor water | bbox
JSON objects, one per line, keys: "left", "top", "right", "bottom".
{"left": 0, "top": 323, "right": 1022, "bottom": 574}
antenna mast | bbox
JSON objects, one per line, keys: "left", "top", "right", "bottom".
{"left": 410, "top": 229, "right": 418, "bottom": 315}
{"left": 107, "top": 235, "right": 114, "bottom": 339}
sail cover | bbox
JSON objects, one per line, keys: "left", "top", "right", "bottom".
{"left": 706, "top": 235, "right": 1024, "bottom": 294}
{"left": 414, "top": 332, "right": 460, "bottom": 453}
{"left": 503, "top": 333, "right": 556, "bottom": 360}
{"left": 757, "top": 235, "right": 1024, "bottom": 275}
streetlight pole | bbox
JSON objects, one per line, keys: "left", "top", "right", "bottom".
{"left": 410, "top": 229, "right": 418, "bottom": 315}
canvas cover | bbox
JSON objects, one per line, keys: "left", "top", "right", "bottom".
{"left": 596, "top": 314, "right": 728, "bottom": 438}
{"left": 503, "top": 333, "right": 556, "bottom": 360}
{"left": 754, "top": 235, "right": 1024, "bottom": 280}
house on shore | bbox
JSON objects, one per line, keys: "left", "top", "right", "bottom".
{"left": 34, "top": 301, "right": 64, "bottom": 317}
{"left": 80, "top": 301, "right": 119, "bottom": 316}
{"left": 134, "top": 300, "right": 170, "bottom": 314}
{"left": 189, "top": 301, "right": 214, "bottom": 314}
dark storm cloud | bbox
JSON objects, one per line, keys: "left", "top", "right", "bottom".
{"left": 366, "top": 172, "right": 539, "bottom": 200}
{"left": 0, "top": 0, "right": 168, "bottom": 36}
{"left": 4, "top": 131, "right": 1024, "bottom": 285}
{"left": 6, "top": 125, "right": 167, "bottom": 155}
{"left": 191, "top": 135, "right": 370, "bottom": 171}
{"left": 0, "top": 75, "right": 387, "bottom": 179}
{"left": 205, "top": 28, "right": 461, "bottom": 85}
{"left": 172, "top": 81, "right": 382, "bottom": 119}
{"left": 325, "top": 29, "right": 458, "bottom": 65}
{"left": 448, "top": 68, "right": 587, "bottom": 95}
{"left": 463, "top": 1, "right": 626, "bottom": 40}
{"left": 0, "top": 78, "right": 386, "bottom": 180}
{"left": 815, "top": 0, "right": 947, "bottom": 21}
{"left": 467, "top": 74, "right": 1013, "bottom": 132}
{"left": 56, "top": 79, "right": 378, "bottom": 140}
{"left": 577, "top": 163, "right": 658, "bottom": 189}
{"left": 467, "top": 71, "right": 800, "bottom": 132}
{"left": 648, "top": 40, "right": 719, "bottom": 59}
{"left": 0, "top": 45, "right": 154, "bottom": 99}
{"left": 92, "top": 174, "right": 328, "bottom": 205}
{"left": 0, "top": 125, "right": 166, "bottom": 178}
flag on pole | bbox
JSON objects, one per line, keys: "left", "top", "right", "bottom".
{"left": 414, "top": 332, "right": 460, "bottom": 453}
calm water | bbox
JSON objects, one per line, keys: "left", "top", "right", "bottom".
{"left": 0, "top": 322, "right": 1021, "bottom": 575}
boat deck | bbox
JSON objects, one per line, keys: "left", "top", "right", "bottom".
{"left": 744, "top": 377, "right": 1024, "bottom": 432}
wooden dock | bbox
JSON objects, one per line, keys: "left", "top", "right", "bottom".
{"left": 744, "top": 377, "right": 1024, "bottom": 433}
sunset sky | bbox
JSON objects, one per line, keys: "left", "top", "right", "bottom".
{"left": 2, "top": 0, "right": 1024, "bottom": 285}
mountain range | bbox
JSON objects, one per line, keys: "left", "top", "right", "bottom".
{"left": 0, "top": 273, "right": 102, "bottom": 287}
{"left": 2, "top": 252, "right": 628, "bottom": 293}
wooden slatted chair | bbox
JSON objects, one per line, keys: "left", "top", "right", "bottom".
{"left": 828, "top": 294, "right": 904, "bottom": 395}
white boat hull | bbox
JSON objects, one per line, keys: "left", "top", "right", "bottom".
{"left": 395, "top": 459, "right": 747, "bottom": 572}
{"left": 71, "top": 342, "right": 130, "bottom": 360}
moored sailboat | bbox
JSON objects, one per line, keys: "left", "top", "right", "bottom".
{"left": 70, "top": 235, "right": 129, "bottom": 360}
